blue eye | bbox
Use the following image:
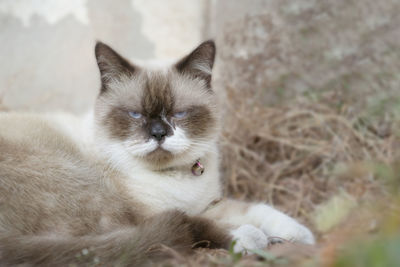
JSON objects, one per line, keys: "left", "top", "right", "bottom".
{"left": 128, "top": 111, "right": 142, "bottom": 119}
{"left": 174, "top": 111, "right": 187, "bottom": 118}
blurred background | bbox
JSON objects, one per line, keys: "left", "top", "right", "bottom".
{"left": 0, "top": 0, "right": 207, "bottom": 112}
{"left": 1, "top": 0, "right": 400, "bottom": 266}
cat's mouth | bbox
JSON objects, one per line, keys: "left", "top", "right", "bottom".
{"left": 144, "top": 145, "right": 174, "bottom": 163}
{"left": 124, "top": 129, "right": 190, "bottom": 159}
{"left": 148, "top": 143, "right": 166, "bottom": 152}
{"left": 136, "top": 138, "right": 190, "bottom": 164}
{"left": 151, "top": 145, "right": 171, "bottom": 153}
{"left": 152, "top": 142, "right": 185, "bottom": 155}
{"left": 137, "top": 139, "right": 175, "bottom": 155}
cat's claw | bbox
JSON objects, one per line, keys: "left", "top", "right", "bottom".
{"left": 230, "top": 224, "right": 269, "bottom": 254}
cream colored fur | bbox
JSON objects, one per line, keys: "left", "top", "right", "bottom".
{"left": 0, "top": 41, "right": 315, "bottom": 265}
{"left": 55, "top": 110, "right": 315, "bottom": 246}
{"left": 27, "top": 107, "right": 316, "bottom": 250}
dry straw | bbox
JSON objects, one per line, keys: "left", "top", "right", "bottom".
{"left": 219, "top": 87, "right": 396, "bottom": 227}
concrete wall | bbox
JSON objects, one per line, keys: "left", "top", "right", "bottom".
{"left": 1, "top": 0, "right": 400, "bottom": 119}
{"left": 0, "top": 0, "right": 206, "bottom": 113}
{"left": 210, "top": 0, "right": 400, "bottom": 117}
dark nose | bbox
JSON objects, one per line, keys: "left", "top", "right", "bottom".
{"left": 150, "top": 121, "right": 167, "bottom": 141}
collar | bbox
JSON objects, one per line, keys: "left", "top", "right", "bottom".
{"left": 191, "top": 159, "right": 204, "bottom": 176}
{"left": 156, "top": 159, "right": 205, "bottom": 176}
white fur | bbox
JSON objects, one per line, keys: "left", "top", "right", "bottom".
{"left": 99, "top": 139, "right": 222, "bottom": 215}
{"left": 204, "top": 201, "right": 315, "bottom": 245}
{"left": 249, "top": 204, "right": 315, "bottom": 244}
{"left": 191, "top": 60, "right": 212, "bottom": 75}
{"left": 161, "top": 127, "right": 190, "bottom": 154}
{"left": 230, "top": 224, "right": 269, "bottom": 254}
{"left": 100, "top": 141, "right": 135, "bottom": 172}
{"left": 122, "top": 154, "right": 222, "bottom": 216}
{"left": 45, "top": 112, "right": 95, "bottom": 152}
{"left": 88, "top": 122, "right": 222, "bottom": 216}
{"left": 124, "top": 139, "right": 159, "bottom": 157}
{"left": 231, "top": 204, "right": 315, "bottom": 244}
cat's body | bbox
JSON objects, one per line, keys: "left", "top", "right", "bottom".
{"left": 0, "top": 41, "right": 314, "bottom": 266}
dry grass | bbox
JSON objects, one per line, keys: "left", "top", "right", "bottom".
{"left": 220, "top": 88, "right": 394, "bottom": 219}
{"left": 157, "top": 86, "right": 400, "bottom": 266}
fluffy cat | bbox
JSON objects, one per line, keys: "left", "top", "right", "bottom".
{"left": 0, "top": 40, "right": 314, "bottom": 266}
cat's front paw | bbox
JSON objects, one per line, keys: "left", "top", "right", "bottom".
{"left": 261, "top": 220, "right": 315, "bottom": 245}
{"left": 249, "top": 204, "right": 315, "bottom": 245}
{"left": 230, "top": 224, "right": 269, "bottom": 254}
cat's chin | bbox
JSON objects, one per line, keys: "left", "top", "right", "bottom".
{"left": 145, "top": 147, "right": 174, "bottom": 164}
{"left": 136, "top": 146, "right": 202, "bottom": 170}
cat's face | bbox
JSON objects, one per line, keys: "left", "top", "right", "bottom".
{"left": 94, "top": 41, "right": 219, "bottom": 168}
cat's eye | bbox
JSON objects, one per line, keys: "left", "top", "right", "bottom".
{"left": 173, "top": 111, "right": 187, "bottom": 119}
{"left": 128, "top": 111, "right": 142, "bottom": 119}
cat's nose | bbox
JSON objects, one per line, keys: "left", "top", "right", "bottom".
{"left": 150, "top": 122, "right": 167, "bottom": 141}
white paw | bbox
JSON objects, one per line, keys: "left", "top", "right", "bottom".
{"left": 248, "top": 204, "right": 315, "bottom": 245}
{"left": 261, "top": 220, "right": 315, "bottom": 245}
{"left": 230, "top": 224, "right": 269, "bottom": 254}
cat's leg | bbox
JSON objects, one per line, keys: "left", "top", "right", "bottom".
{"left": 202, "top": 199, "right": 315, "bottom": 247}
{"left": 229, "top": 224, "right": 269, "bottom": 253}
{"left": 0, "top": 210, "right": 229, "bottom": 265}
{"left": 0, "top": 210, "right": 248, "bottom": 265}
{"left": 177, "top": 212, "right": 269, "bottom": 253}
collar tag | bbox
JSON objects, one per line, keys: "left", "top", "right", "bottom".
{"left": 191, "top": 159, "right": 204, "bottom": 176}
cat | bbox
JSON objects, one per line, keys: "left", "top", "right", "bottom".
{"left": 0, "top": 40, "right": 314, "bottom": 266}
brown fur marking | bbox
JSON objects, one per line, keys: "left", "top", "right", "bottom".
{"left": 175, "top": 40, "right": 216, "bottom": 88}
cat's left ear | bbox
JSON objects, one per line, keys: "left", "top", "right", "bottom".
{"left": 175, "top": 40, "right": 216, "bottom": 88}
{"left": 95, "top": 42, "right": 136, "bottom": 92}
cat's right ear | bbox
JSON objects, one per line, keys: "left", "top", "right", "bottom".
{"left": 95, "top": 42, "right": 136, "bottom": 92}
{"left": 175, "top": 40, "right": 216, "bottom": 89}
